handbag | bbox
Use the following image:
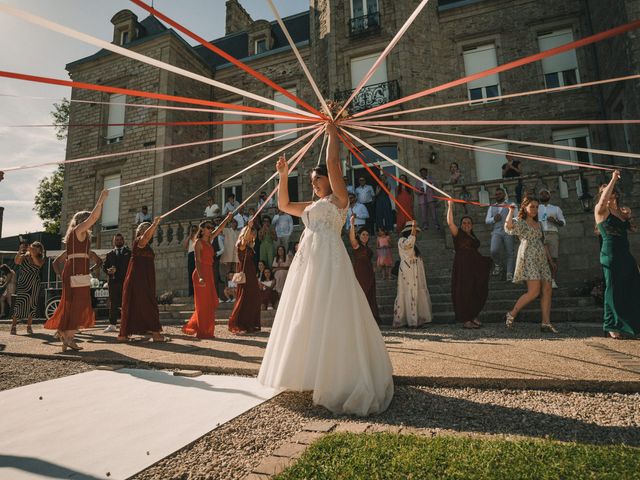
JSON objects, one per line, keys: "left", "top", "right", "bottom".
{"left": 231, "top": 248, "right": 248, "bottom": 284}
{"left": 70, "top": 231, "right": 91, "bottom": 288}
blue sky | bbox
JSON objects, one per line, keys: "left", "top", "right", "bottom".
{"left": 0, "top": 0, "right": 306, "bottom": 236}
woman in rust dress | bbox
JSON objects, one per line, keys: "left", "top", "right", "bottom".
{"left": 183, "top": 215, "right": 232, "bottom": 339}
{"left": 45, "top": 190, "right": 109, "bottom": 351}
{"left": 118, "top": 217, "right": 168, "bottom": 342}
{"left": 349, "top": 215, "right": 380, "bottom": 323}
{"left": 228, "top": 221, "right": 261, "bottom": 334}
{"left": 446, "top": 201, "right": 492, "bottom": 329}
{"left": 396, "top": 174, "right": 414, "bottom": 233}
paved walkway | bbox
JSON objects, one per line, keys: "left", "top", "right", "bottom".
{"left": 1, "top": 322, "right": 639, "bottom": 391}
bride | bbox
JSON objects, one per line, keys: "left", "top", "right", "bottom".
{"left": 258, "top": 124, "right": 394, "bottom": 416}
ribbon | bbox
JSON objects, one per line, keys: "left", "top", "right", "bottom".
{"left": 0, "top": 4, "right": 319, "bottom": 120}
{"left": 336, "top": 0, "right": 431, "bottom": 118}
{"left": 0, "top": 70, "right": 314, "bottom": 120}
{"left": 159, "top": 126, "right": 323, "bottom": 219}
{"left": 352, "top": 19, "right": 640, "bottom": 118}
{"left": 350, "top": 119, "right": 640, "bottom": 126}
{"left": 2, "top": 125, "right": 311, "bottom": 173}
{"left": 9, "top": 119, "right": 317, "bottom": 128}
{"left": 130, "top": 0, "right": 326, "bottom": 120}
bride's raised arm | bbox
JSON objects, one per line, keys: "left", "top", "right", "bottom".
{"left": 326, "top": 124, "right": 348, "bottom": 209}
{"left": 277, "top": 155, "right": 311, "bottom": 218}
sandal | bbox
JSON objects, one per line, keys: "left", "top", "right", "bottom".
{"left": 463, "top": 321, "right": 479, "bottom": 329}
{"left": 10, "top": 326, "right": 16, "bottom": 335}
{"left": 505, "top": 312, "right": 515, "bottom": 329}
{"left": 26, "top": 326, "right": 33, "bottom": 335}
{"left": 608, "top": 331, "right": 623, "bottom": 340}
{"left": 540, "top": 324, "right": 559, "bottom": 334}
{"left": 471, "top": 319, "right": 483, "bottom": 327}
{"left": 150, "top": 335, "right": 171, "bottom": 343}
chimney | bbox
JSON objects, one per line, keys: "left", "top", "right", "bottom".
{"left": 225, "top": 0, "right": 253, "bottom": 35}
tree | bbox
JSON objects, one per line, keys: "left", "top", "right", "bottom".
{"left": 51, "top": 98, "right": 70, "bottom": 141}
{"left": 34, "top": 165, "right": 64, "bottom": 234}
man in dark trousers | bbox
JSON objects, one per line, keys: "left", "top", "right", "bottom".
{"left": 102, "top": 233, "right": 131, "bottom": 332}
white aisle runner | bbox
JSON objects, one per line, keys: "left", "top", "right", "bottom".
{"left": 0, "top": 369, "right": 279, "bottom": 480}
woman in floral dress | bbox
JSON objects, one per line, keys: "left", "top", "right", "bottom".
{"left": 504, "top": 197, "right": 556, "bottom": 333}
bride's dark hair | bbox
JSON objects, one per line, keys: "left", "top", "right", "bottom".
{"left": 311, "top": 165, "right": 328, "bottom": 177}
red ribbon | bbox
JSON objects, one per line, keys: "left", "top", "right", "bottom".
{"left": 0, "top": 70, "right": 316, "bottom": 121}
{"left": 130, "top": 0, "right": 326, "bottom": 120}
{"left": 19, "top": 119, "right": 316, "bottom": 128}
{"left": 337, "top": 129, "right": 414, "bottom": 221}
{"left": 353, "top": 19, "right": 640, "bottom": 118}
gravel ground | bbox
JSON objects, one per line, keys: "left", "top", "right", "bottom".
{"left": 2, "top": 356, "right": 639, "bottom": 479}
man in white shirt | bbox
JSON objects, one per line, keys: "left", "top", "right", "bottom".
{"left": 134, "top": 205, "right": 152, "bottom": 224}
{"left": 257, "top": 191, "right": 274, "bottom": 211}
{"left": 485, "top": 187, "right": 517, "bottom": 281}
{"left": 273, "top": 210, "right": 294, "bottom": 251}
{"left": 345, "top": 192, "right": 369, "bottom": 232}
{"left": 204, "top": 197, "right": 221, "bottom": 218}
{"left": 344, "top": 175, "right": 355, "bottom": 195}
{"left": 223, "top": 193, "right": 240, "bottom": 215}
{"left": 355, "top": 177, "right": 375, "bottom": 232}
{"left": 234, "top": 206, "right": 248, "bottom": 229}
{"left": 538, "top": 188, "right": 565, "bottom": 289}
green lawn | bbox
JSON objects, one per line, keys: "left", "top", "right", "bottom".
{"left": 275, "top": 432, "right": 640, "bottom": 480}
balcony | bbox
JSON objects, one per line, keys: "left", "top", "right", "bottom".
{"left": 349, "top": 11, "right": 380, "bottom": 37}
{"left": 334, "top": 79, "right": 400, "bottom": 114}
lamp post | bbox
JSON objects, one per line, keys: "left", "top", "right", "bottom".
{"left": 429, "top": 146, "right": 438, "bottom": 164}
{"left": 578, "top": 173, "right": 593, "bottom": 212}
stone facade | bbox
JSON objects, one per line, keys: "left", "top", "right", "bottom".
{"left": 60, "top": 0, "right": 639, "bottom": 295}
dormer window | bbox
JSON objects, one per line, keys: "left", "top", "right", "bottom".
{"left": 120, "top": 30, "right": 129, "bottom": 45}
{"left": 255, "top": 39, "right": 267, "bottom": 54}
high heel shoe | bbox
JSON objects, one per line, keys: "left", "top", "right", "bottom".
{"left": 505, "top": 312, "right": 515, "bottom": 329}
{"left": 540, "top": 324, "right": 559, "bottom": 334}
{"left": 66, "top": 340, "right": 83, "bottom": 351}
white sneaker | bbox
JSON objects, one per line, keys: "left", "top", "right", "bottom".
{"left": 103, "top": 324, "right": 117, "bottom": 333}
{"left": 506, "top": 273, "right": 513, "bottom": 282}
{"left": 491, "top": 265, "right": 501, "bottom": 276}
{"left": 552, "top": 280, "right": 558, "bottom": 289}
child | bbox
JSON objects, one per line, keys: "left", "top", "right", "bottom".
{"left": 376, "top": 227, "right": 394, "bottom": 280}
{"left": 259, "top": 268, "right": 278, "bottom": 310}
{"left": 224, "top": 271, "right": 237, "bottom": 302}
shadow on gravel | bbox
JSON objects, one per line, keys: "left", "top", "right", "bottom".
{"left": 282, "top": 388, "right": 640, "bottom": 447}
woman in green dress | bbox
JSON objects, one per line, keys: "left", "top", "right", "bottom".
{"left": 594, "top": 170, "right": 640, "bottom": 339}
{"left": 258, "top": 215, "right": 277, "bottom": 267}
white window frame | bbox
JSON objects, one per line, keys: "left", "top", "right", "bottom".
{"left": 222, "top": 101, "right": 243, "bottom": 152}
{"left": 101, "top": 174, "right": 121, "bottom": 229}
{"left": 273, "top": 88, "right": 298, "bottom": 141}
{"left": 463, "top": 44, "right": 501, "bottom": 103}
{"left": 538, "top": 29, "right": 580, "bottom": 89}
{"left": 552, "top": 128, "right": 592, "bottom": 172}
{"left": 350, "top": 0, "right": 379, "bottom": 18}
{"left": 474, "top": 141, "right": 508, "bottom": 181}
{"left": 255, "top": 38, "right": 267, "bottom": 54}
{"left": 106, "top": 94, "right": 125, "bottom": 143}
{"left": 221, "top": 179, "right": 243, "bottom": 207}
{"left": 120, "top": 30, "right": 129, "bottom": 45}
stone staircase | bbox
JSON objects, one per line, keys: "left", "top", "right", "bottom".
{"left": 159, "top": 226, "right": 603, "bottom": 328}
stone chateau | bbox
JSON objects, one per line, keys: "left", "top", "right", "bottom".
{"left": 60, "top": 0, "right": 640, "bottom": 295}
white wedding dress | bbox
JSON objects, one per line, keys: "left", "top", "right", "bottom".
{"left": 258, "top": 195, "right": 394, "bottom": 416}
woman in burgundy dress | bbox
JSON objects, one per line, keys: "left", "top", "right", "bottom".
{"left": 118, "top": 217, "right": 168, "bottom": 342}
{"left": 349, "top": 215, "right": 380, "bottom": 323}
{"left": 183, "top": 215, "right": 233, "bottom": 339}
{"left": 446, "top": 201, "right": 492, "bottom": 329}
{"left": 228, "top": 221, "right": 261, "bottom": 334}
{"left": 45, "top": 189, "right": 109, "bottom": 351}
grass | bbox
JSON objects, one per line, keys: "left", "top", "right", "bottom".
{"left": 275, "top": 432, "right": 640, "bottom": 480}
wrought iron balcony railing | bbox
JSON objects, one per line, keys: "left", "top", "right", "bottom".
{"left": 334, "top": 80, "right": 400, "bottom": 114}
{"left": 349, "top": 11, "right": 380, "bottom": 37}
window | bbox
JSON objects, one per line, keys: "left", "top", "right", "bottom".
{"left": 538, "top": 29, "right": 580, "bottom": 88}
{"left": 101, "top": 175, "right": 120, "bottom": 228}
{"left": 552, "top": 128, "right": 592, "bottom": 171}
{"left": 474, "top": 141, "right": 508, "bottom": 181}
{"left": 463, "top": 44, "right": 501, "bottom": 103}
{"left": 120, "top": 30, "right": 129, "bottom": 45}
{"left": 222, "top": 101, "right": 243, "bottom": 152}
{"left": 222, "top": 180, "right": 243, "bottom": 207}
{"left": 255, "top": 39, "right": 267, "bottom": 54}
{"left": 351, "top": 52, "right": 387, "bottom": 89}
{"left": 106, "top": 94, "right": 125, "bottom": 143}
{"left": 349, "top": 145, "right": 399, "bottom": 193}
{"left": 351, "top": 0, "right": 379, "bottom": 18}
{"left": 273, "top": 88, "right": 298, "bottom": 141}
